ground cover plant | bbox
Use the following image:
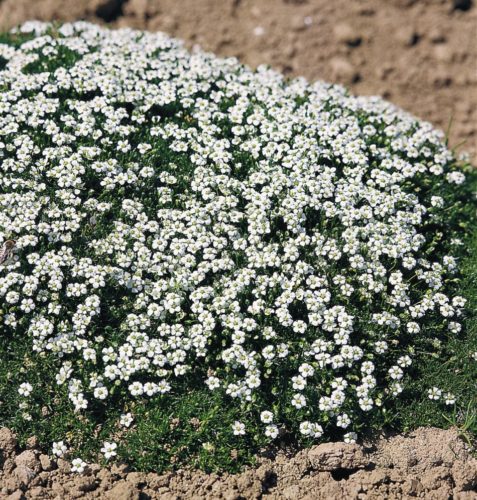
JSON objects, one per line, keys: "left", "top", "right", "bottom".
{"left": 0, "top": 20, "right": 476, "bottom": 473}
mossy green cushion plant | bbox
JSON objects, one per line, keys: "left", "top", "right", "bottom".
{"left": 0, "top": 21, "right": 476, "bottom": 472}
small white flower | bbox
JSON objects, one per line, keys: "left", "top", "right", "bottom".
{"left": 260, "top": 411, "right": 274, "bottom": 424}
{"left": 232, "top": 421, "right": 246, "bottom": 436}
{"left": 128, "top": 382, "right": 144, "bottom": 396}
{"left": 446, "top": 171, "right": 465, "bottom": 185}
{"left": 101, "top": 441, "right": 118, "bottom": 460}
{"left": 265, "top": 424, "right": 279, "bottom": 439}
{"left": 120, "top": 413, "right": 134, "bottom": 428}
{"left": 311, "top": 423, "right": 324, "bottom": 438}
{"left": 18, "top": 383, "right": 33, "bottom": 397}
{"left": 388, "top": 366, "right": 403, "bottom": 380}
{"left": 407, "top": 322, "right": 420, "bottom": 334}
{"left": 206, "top": 376, "right": 221, "bottom": 390}
{"left": 344, "top": 432, "right": 357, "bottom": 444}
{"left": 93, "top": 386, "right": 108, "bottom": 400}
{"left": 299, "top": 363, "right": 315, "bottom": 378}
{"left": 299, "top": 421, "right": 313, "bottom": 437}
{"left": 428, "top": 387, "right": 442, "bottom": 400}
{"left": 71, "top": 458, "right": 87, "bottom": 474}
{"left": 444, "top": 393, "right": 456, "bottom": 405}
{"left": 291, "top": 393, "right": 307, "bottom": 409}
{"left": 336, "top": 413, "right": 351, "bottom": 429}
{"left": 300, "top": 421, "right": 323, "bottom": 438}
{"left": 52, "top": 440, "right": 68, "bottom": 458}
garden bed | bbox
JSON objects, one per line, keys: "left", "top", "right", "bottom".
{"left": 0, "top": 19, "right": 476, "bottom": 499}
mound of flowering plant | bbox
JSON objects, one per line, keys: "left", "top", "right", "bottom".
{"left": 0, "top": 21, "right": 475, "bottom": 471}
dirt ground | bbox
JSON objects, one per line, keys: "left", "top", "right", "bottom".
{"left": 0, "top": 0, "right": 476, "bottom": 160}
{"left": 1, "top": 426, "right": 477, "bottom": 499}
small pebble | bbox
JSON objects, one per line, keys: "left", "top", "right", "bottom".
{"left": 330, "top": 57, "right": 361, "bottom": 84}
{"left": 333, "top": 23, "right": 362, "bottom": 47}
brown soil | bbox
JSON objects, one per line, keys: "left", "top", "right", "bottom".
{"left": 0, "top": 0, "right": 476, "bottom": 160}
{"left": 1, "top": 426, "right": 477, "bottom": 499}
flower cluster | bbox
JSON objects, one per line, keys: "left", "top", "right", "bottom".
{"left": 0, "top": 21, "right": 470, "bottom": 461}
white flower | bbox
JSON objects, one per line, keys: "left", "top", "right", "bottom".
{"left": 120, "top": 413, "right": 134, "bottom": 428}
{"left": 232, "top": 421, "right": 246, "bottom": 436}
{"left": 52, "top": 440, "right": 68, "bottom": 458}
{"left": 265, "top": 425, "right": 279, "bottom": 439}
{"left": 291, "top": 394, "right": 307, "bottom": 409}
{"left": 444, "top": 393, "right": 456, "bottom": 405}
{"left": 407, "top": 322, "right": 420, "bottom": 334}
{"left": 359, "top": 397, "right": 374, "bottom": 411}
{"left": 71, "top": 458, "right": 87, "bottom": 473}
{"left": 390, "top": 382, "right": 403, "bottom": 396}
{"left": 299, "top": 421, "right": 314, "bottom": 437}
{"left": 311, "top": 423, "right": 324, "bottom": 438}
{"left": 144, "top": 382, "right": 158, "bottom": 397}
{"left": 260, "top": 411, "right": 274, "bottom": 424}
{"left": 138, "top": 143, "right": 152, "bottom": 155}
{"left": 446, "top": 171, "right": 465, "bottom": 185}
{"left": 93, "top": 386, "right": 108, "bottom": 400}
{"left": 299, "top": 363, "right": 315, "bottom": 378}
{"left": 292, "top": 376, "right": 307, "bottom": 390}
{"left": 344, "top": 432, "right": 357, "bottom": 444}
{"left": 428, "top": 387, "right": 442, "bottom": 400}
{"left": 18, "top": 383, "right": 33, "bottom": 397}
{"left": 101, "top": 441, "right": 118, "bottom": 460}
{"left": 300, "top": 421, "right": 323, "bottom": 438}
{"left": 388, "top": 366, "right": 403, "bottom": 380}
{"left": 128, "top": 382, "right": 144, "bottom": 396}
{"left": 431, "top": 196, "right": 444, "bottom": 208}
{"left": 205, "top": 377, "right": 220, "bottom": 391}
{"left": 336, "top": 413, "right": 351, "bottom": 429}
